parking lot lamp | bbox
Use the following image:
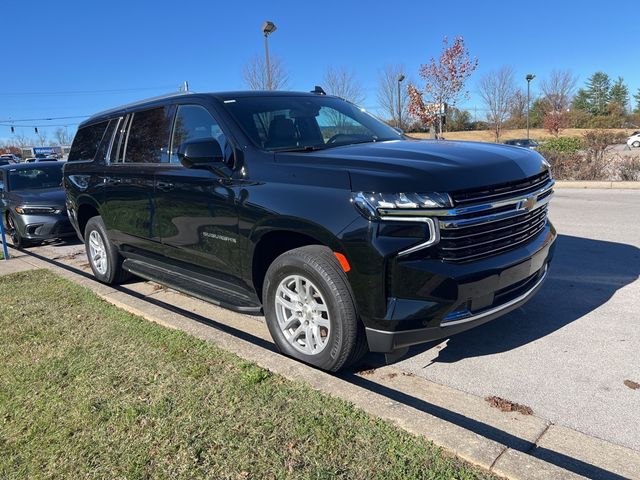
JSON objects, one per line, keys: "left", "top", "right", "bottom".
{"left": 397, "top": 74, "right": 405, "bottom": 130}
{"left": 526, "top": 73, "right": 535, "bottom": 140}
{"left": 262, "top": 21, "right": 277, "bottom": 90}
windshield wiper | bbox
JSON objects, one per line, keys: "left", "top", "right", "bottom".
{"left": 271, "top": 145, "right": 325, "bottom": 153}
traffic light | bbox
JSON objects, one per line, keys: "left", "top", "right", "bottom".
{"left": 35, "top": 127, "right": 38, "bottom": 134}
{"left": 10, "top": 126, "right": 14, "bottom": 133}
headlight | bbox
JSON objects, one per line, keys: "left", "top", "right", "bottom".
{"left": 351, "top": 192, "right": 451, "bottom": 220}
{"left": 15, "top": 206, "right": 63, "bottom": 215}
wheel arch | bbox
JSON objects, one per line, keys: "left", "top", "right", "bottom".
{"left": 249, "top": 222, "right": 347, "bottom": 303}
{"left": 76, "top": 199, "right": 101, "bottom": 240}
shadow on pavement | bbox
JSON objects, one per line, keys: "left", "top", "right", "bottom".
{"left": 401, "top": 233, "right": 640, "bottom": 364}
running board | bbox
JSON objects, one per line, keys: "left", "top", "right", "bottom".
{"left": 122, "top": 258, "right": 263, "bottom": 315}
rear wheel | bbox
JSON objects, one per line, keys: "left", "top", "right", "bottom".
{"left": 263, "top": 245, "right": 367, "bottom": 372}
{"left": 84, "top": 216, "right": 131, "bottom": 284}
{"left": 633, "top": 141, "right": 640, "bottom": 148}
{"left": 6, "top": 213, "right": 30, "bottom": 249}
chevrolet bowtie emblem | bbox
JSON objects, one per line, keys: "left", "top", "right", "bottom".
{"left": 520, "top": 196, "right": 537, "bottom": 211}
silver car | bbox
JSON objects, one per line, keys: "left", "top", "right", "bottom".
{"left": 0, "top": 163, "right": 74, "bottom": 248}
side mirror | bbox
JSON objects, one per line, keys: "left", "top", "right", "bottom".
{"left": 177, "top": 139, "right": 223, "bottom": 169}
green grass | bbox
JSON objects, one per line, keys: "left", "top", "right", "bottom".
{"left": 0, "top": 270, "right": 493, "bottom": 480}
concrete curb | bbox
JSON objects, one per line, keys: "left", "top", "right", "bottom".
{"left": 2, "top": 250, "right": 640, "bottom": 480}
{"left": 555, "top": 180, "right": 640, "bottom": 189}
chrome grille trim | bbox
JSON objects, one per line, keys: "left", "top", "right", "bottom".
{"left": 439, "top": 217, "right": 548, "bottom": 252}
{"left": 440, "top": 207, "right": 547, "bottom": 240}
{"left": 439, "top": 220, "right": 547, "bottom": 262}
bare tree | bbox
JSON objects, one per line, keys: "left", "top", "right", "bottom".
{"left": 53, "top": 127, "right": 73, "bottom": 145}
{"left": 376, "top": 65, "right": 409, "bottom": 127}
{"left": 540, "top": 70, "right": 577, "bottom": 112}
{"left": 242, "top": 54, "right": 289, "bottom": 90}
{"left": 509, "top": 89, "right": 527, "bottom": 123}
{"left": 36, "top": 129, "right": 48, "bottom": 147}
{"left": 12, "top": 132, "right": 30, "bottom": 149}
{"left": 478, "top": 66, "right": 516, "bottom": 142}
{"left": 323, "top": 67, "right": 365, "bottom": 105}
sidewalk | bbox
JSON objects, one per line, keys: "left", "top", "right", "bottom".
{"left": 2, "top": 246, "right": 639, "bottom": 480}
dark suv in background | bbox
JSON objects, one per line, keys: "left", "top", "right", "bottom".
{"left": 64, "top": 91, "right": 556, "bottom": 371}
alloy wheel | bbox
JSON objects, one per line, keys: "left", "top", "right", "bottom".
{"left": 274, "top": 274, "right": 331, "bottom": 355}
{"left": 88, "top": 230, "right": 108, "bottom": 275}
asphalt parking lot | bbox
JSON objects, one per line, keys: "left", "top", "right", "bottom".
{"left": 6, "top": 189, "right": 640, "bottom": 453}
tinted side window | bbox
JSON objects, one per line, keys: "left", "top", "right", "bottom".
{"left": 68, "top": 121, "right": 109, "bottom": 162}
{"left": 170, "top": 105, "right": 232, "bottom": 164}
{"left": 123, "top": 108, "right": 171, "bottom": 163}
{"left": 94, "top": 119, "right": 117, "bottom": 163}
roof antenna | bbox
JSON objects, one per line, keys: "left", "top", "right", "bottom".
{"left": 179, "top": 81, "right": 189, "bottom": 92}
{"left": 311, "top": 85, "right": 326, "bottom": 95}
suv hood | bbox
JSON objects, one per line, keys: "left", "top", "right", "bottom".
{"left": 7, "top": 188, "right": 66, "bottom": 207}
{"left": 277, "top": 139, "right": 549, "bottom": 193}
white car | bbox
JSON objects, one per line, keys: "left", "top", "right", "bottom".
{"left": 628, "top": 132, "right": 640, "bottom": 148}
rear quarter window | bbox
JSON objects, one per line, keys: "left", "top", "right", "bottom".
{"left": 68, "top": 121, "right": 110, "bottom": 162}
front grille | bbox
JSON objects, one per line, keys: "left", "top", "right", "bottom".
{"left": 435, "top": 171, "right": 553, "bottom": 263}
{"left": 450, "top": 170, "right": 551, "bottom": 206}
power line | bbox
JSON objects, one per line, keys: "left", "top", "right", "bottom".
{"left": 0, "top": 115, "right": 90, "bottom": 123}
{"left": 0, "top": 85, "right": 177, "bottom": 97}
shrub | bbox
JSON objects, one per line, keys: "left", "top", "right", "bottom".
{"left": 617, "top": 156, "right": 640, "bottom": 181}
{"left": 539, "top": 136, "right": 583, "bottom": 154}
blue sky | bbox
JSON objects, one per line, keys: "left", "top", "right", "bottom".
{"left": 1, "top": 0, "right": 638, "bottom": 143}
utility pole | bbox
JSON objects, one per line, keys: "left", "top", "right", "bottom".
{"left": 526, "top": 73, "right": 535, "bottom": 140}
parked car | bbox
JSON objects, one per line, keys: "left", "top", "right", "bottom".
{"left": 0, "top": 160, "right": 12, "bottom": 167}
{"left": 0, "top": 162, "right": 74, "bottom": 248}
{"left": 64, "top": 91, "right": 556, "bottom": 372}
{"left": 627, "top": 132, "right": 640, "bottom": 148}
{"left": 0, "top": 153, "right": 19, "bottom": 164}
{"left": 504, "top": 139, "right": 539, "bottom": 149}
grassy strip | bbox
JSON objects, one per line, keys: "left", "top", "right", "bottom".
{"left": 0, "top": 270, "right": 493, "bottom": 480}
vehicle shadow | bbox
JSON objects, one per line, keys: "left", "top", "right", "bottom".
{"left": 368, "top": 233, "right": 640, "bottom": 366}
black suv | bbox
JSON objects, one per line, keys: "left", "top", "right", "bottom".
{"left": 64, "top": 91, "right": 556, "bottom": 371}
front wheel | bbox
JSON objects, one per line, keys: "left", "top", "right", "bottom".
{"left": 263, "top": 245, "right": 367, "bottom": 372}
{"left": 84, "top": 216, "right": 131, "bottom": 284}
{"left": 6, "top": 213, "right": 30, "bottom": 249}
{"left": 633, "top": 141, "right": 640, "bottom": 148}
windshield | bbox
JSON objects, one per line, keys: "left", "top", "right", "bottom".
{"left": 8, "top": 167, "right": 63, "bottom": 191}
{"left": 221, "top": 95, "right": 402, "bottom": 151}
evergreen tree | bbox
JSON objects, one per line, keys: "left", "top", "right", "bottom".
{"left": 572, "top": 88, "right": 590, "bottom": 112}
{"left": 634, "top": 88, "right": 640, "bottom": 114}
{"left": 583, "top": 72, "right": 611, "bottom": 116}
{"left": 609, "top": 77, "right": 629, "bottom": 112}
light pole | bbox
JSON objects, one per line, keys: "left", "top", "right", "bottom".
{"left": 397, "top": 74, "right": 405, "bottom": 130}
{"left": 526, "top": 73, "right": 535, "bottom": 140}
{"left": 262, "top": 21, "right": 277, "bottom": 90}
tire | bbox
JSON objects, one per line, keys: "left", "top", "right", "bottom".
{"left": 262, "top": 245, "right": 367, "bottom": 372}
{"left": 6, "top": 213, "right": 30, "bottom": 249}
{"left": 84, "top": 216, "right": 131, "bottom": 284}
{"left": 633, "top": 141, "right": 640, "bottom": 148}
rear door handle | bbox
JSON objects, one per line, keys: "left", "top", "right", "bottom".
{"left": 156, "top": 181, "right": 175, "bottom": 192}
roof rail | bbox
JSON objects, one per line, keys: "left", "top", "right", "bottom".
{"left": 87, "top": 91, "right": 195, "bottom": 121}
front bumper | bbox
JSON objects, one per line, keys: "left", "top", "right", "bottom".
{"left": 13, "top": 212, "right": 75, "bottom": 240}
{"left": 360, "top": 221, "right": 556, "bottom": 352}
{"left": 366, "top": 261, "right": 549, "bottom": 352}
